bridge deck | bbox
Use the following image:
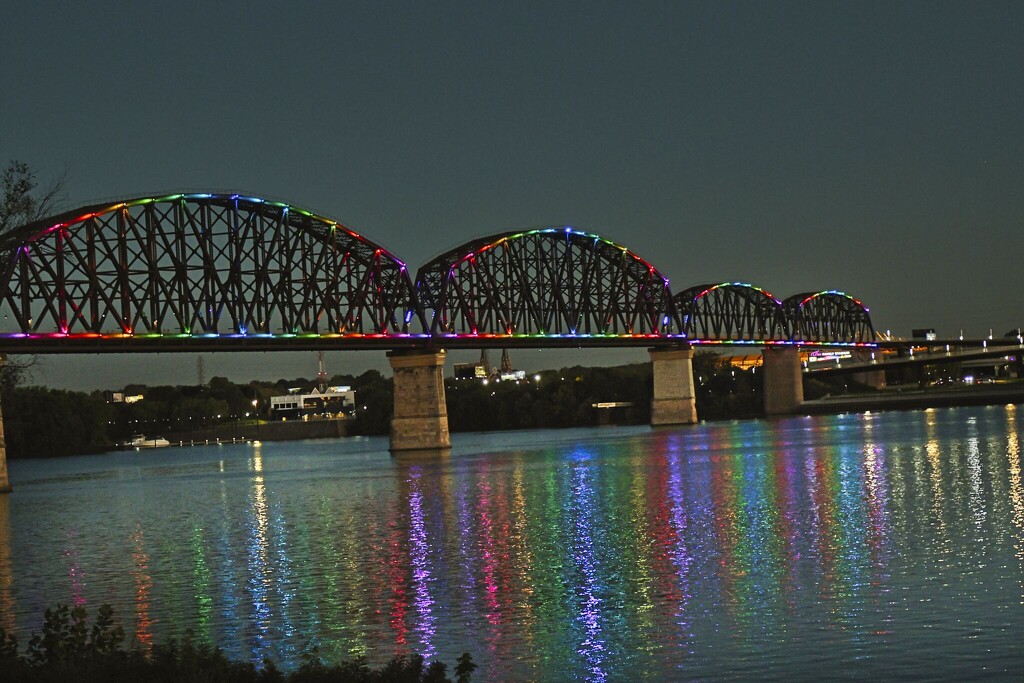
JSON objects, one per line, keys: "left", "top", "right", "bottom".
{"left": 0, "top": 333, "right": 879, "bottom": 354}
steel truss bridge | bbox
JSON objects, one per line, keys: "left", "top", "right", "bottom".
{"left": 0, "top": 193, "right": 877, "bottom": 354}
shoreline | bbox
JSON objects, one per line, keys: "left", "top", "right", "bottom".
{"left": 130, "top": 417, "right": 349, "bottom": 449}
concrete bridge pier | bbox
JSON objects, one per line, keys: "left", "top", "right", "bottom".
{"left": 649, "top": 347, "right": 698, "bottom": 426}
{"left": 0, "top": 358, "right": 8, "bottom": 493}
{"left": 853, "top": 349, "right": 886, "bottom": 389}
{"left": 763, "top": 347, "right": 804, "bottom": 415}
{"left": 388, "top": 350, "right": 451, "bottom": 451}
{"left": 0, "top": 416, "right": 8, "bottom": 492}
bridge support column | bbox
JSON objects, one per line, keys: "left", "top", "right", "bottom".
{"left": 853, "top": 350, "right": 886, "bottom": 389}
{"left": 763, "top": 347, "right": 804, "bottom": 415}
{"left": 0, "top": 357, "right": 9, "bottom": 493}
{"left": 388, "top": 350, "right": 450, "bottom": 451}
{"left": 649, "top": 347, "right": 698, "bottom": 426}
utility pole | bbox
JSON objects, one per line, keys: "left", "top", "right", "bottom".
{"left": 317, "top": 351, "right": 328, "bottom": 392}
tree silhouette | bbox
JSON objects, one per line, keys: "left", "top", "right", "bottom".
{"left": 0, "top": 160, "right": 67, "bottom": 238}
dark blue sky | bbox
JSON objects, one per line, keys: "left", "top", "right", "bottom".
{"left": 2, "top": 1, "right": 1022, "bottom": 390}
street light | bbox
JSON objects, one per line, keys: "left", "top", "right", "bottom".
{"left": 252, "top": 399, "right": 259, "bottom": 440}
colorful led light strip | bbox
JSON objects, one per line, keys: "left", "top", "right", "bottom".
{"left": 29, "top": 192, "right": 406, "bottom": 270}
{"left": 0, "top": 330, "right": 876, "bottom": 346}
{"left": 452, "top": 226, "right": 671, "bottom": 286}
{"left": 692, "top": 282, "right": 782, "bottom": 305}
{"left": 690, "top": 339, "right": 876, "bottom": 348}
{"left": 0, "top": 332, "right": 432, "bottom": 340}
{"left": 798, "top": 290, "right": 869, "bottom": 312}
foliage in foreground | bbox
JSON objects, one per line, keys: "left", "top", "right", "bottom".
{"left": 0, "top": 604, "right": 476, "bottom": 683}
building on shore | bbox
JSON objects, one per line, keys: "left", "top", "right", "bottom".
{"left": 270, "top": 386, "right": 355, "bottom": 420}
{"left": 453, "top": 349, "right": 526, "bottom": 381}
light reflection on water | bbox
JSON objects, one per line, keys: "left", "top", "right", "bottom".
{"left": 3, "top": 406, "right": 1024, "bottom": 680}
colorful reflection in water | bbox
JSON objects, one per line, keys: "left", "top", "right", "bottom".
{"left": 3, "top": 405, "right": 1024, "bottom": 680}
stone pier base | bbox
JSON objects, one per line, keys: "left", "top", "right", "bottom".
{"left": 0, "top": 366, "right": 9, "bottom": 494}
{"left": 649, "top": 347, "right": 698, "bottom": 426}
{"left": 763, "top": 347, "right": 804, "bottom": 415}
{"left": 388, "top": 350, "right": 451, "bottom": 451}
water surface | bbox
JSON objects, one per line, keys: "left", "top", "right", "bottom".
{"left": 3, "top": 405, "right": 1023, "bottom": 680}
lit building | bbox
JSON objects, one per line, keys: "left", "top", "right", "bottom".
{"left": 270, "top": 386, "right": 355, "bottom": 420}
{"left": 453, "top": 349, "right": 526, "bottom": 381}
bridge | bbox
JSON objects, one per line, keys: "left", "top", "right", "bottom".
{"left": 0, "top": 192, "right": 882, "bottom": 491}
{"left": 810, "top": 340, "right": 1024, "bottom": 375}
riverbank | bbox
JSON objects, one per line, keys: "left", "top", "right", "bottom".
{"left": 802, "top": 381, "right": 1024, "bottom": 414}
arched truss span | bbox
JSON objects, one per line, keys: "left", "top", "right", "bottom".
{"left": 784, "top": 290, "right": 875, "bottom": 344}
{"left": 415, "top": 227, "right": 676, "bottom": 338}
{"left": 0, "top": 193, "right": 424, "bottom": 338}
{"left": 675, "top": 282, "right": 786, "bottom": 341}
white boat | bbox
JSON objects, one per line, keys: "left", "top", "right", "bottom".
{"left": 126, "top": 434, "right": 171, "bottom": 449}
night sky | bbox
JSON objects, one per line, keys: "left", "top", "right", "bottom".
{"left": 2, "top": 1, "right": 1022, "bottom": 390}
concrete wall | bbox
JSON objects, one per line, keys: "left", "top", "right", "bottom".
{"left": 389, "top": 350, "right": 451, "bottom": 450}
{"left": 649, "top": 347, "right": 698, "bottom": 425}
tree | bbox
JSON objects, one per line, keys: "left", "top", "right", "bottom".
{"left": 0, "top": 161, "right": 68, "bottom": 390}
{"left": 1, "top": 160, "right": 67, "bottom": 237}
{"left": 0, "top": 355, "right": 37, "bottom": 397}
{"left": 4, "top": 386, "right": 113, "bottom": 457}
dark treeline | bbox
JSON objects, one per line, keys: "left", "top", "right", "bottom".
{"left": 0, "top": 365, "right": 392, "bottom": 458}
{"left": 445, "top": 355, "right": 764, "bottom": 431}
{"left": 0, "top": 351, "right": 814, "bottom": 458}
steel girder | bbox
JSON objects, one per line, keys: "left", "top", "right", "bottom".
{"left": 415, "top": 227, "right": 676, "bottom": 338}
{"left": 784, "top": 291, "right": 876, "bottom": 343}
{"left": 0, "top": 194, "right": 423, "bottom": 338}
{"left": 674, "top": 283, "right": 787, "bottom": 341}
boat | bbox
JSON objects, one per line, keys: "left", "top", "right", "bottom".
{"left": 126, "top": 434, "right": 171, "bottom": 449}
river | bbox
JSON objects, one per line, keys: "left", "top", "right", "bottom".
{"left": 2, "top": 405, "right": 1023, "bottom": 680}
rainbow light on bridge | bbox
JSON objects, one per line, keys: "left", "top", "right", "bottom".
{"left": 0, "top": 331, "right": 432, "bottom": 341}
{"left": 0, "top": 330, "right": 877, "bottom": 347}
{"left": 798, "top": 290, "right": 869, "bottom": 312}
{"left": 26, "top": 192, "right": 408, "bottom": 271}
{"left": 452, "top": 226, "right": 672, "bottom": 287}
{"left": 691, "top": 282, "right": 782, "bottom": 305}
